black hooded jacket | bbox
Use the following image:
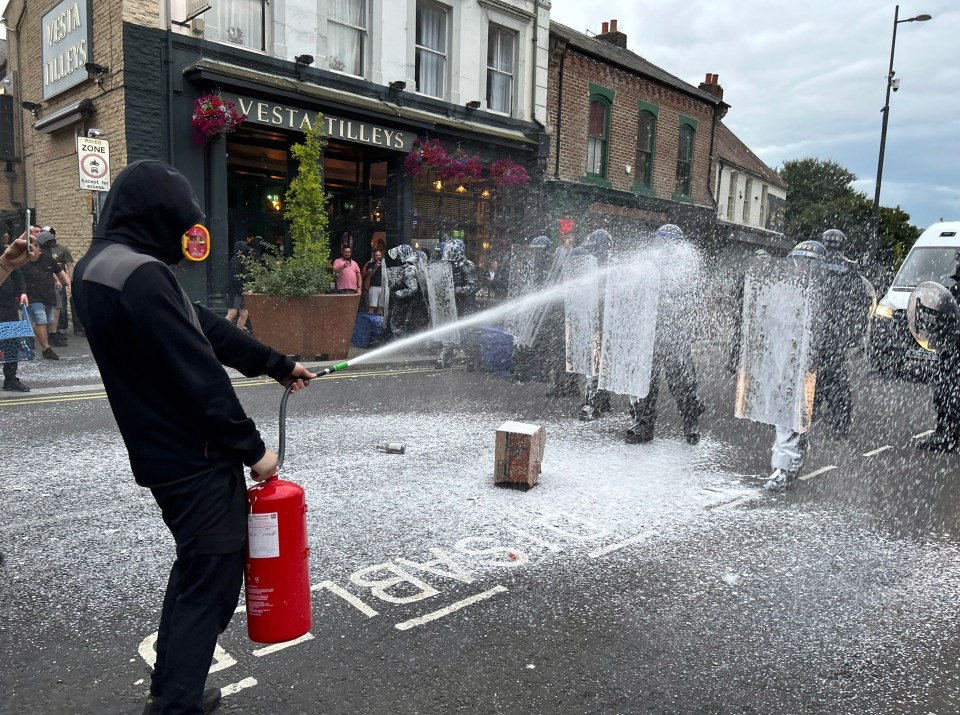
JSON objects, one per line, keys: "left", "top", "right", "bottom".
{"left": 73, "top": 160, "right": 294, "bottom": 487}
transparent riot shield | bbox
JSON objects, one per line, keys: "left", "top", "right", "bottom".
{"left": 382, "top": 266, "right": 400, "bottom": 327}
{"left": 597, "top": 258, "right": 660, "bottom": 399}
{"left": 735, "top": 260, "right": 822, "bottom": 433}
{"left": 908, "top": 281, "right": 960, "bottom": 353}
{"left": 506, "top": 245, "right": 547, "bottom": 346}
{"left": 424, "top": 261, "right": 460, "bottom": 343}
{"left": 563, "top": 254, "right": 600, "bottom": 377}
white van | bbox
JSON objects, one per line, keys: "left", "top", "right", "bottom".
{"left": 870, "top": 221, "right": 960, "bottom": 374}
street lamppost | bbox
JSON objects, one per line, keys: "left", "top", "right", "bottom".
{"left": 870, "top": 5, "right": 931, "bottom": 261}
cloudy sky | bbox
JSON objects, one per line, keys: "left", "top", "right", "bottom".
{"left": 550, "top": 0, "right": 959, "bottom": 228}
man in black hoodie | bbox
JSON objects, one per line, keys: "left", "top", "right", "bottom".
{"left": 73, "top": 161, "right": 315, "bottom": 715}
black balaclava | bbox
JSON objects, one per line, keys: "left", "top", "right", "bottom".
{"left": 95, "top": 160, "right": 205, "bottom": 265}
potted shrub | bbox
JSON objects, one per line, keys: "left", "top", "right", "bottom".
{"left": 243, "top": 118, "right": 360, "bottom": 359}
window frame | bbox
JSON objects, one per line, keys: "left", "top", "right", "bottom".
{"left": 634, "top": 99, "right": 659, "bottom": 193}
{"left": 725, "top": 171, "right": 737, "bottom": 221}
{"left": 742, "top": 177, "right": 753, "bottom": 223}
{"left": 415, "top": 1, "right": 450, "bottom": 99}
{"left": 203, "top": 0, "right": 269, "bottom": 53}
{"left": 674, "top": 115, "right": 697, "bottom": 200}
{"left": 585, "top": 83, "right": 614, "bottom": 183}
{"left": 486, "top": 24, "right": 517, "bottom": 116}
{"left": 327, "top": 0, "right": 368, "bottom": 77}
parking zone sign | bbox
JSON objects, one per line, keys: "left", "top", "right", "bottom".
{"left": 77, "top": 136, "right": 111, "bottom": 191}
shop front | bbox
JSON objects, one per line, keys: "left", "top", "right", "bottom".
{"left": 167, "top": 45, "right": 544, "bottom": 309}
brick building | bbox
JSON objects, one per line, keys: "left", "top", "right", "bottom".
{"left": 545, "top": 20, "right": 727, "bottom": 246}
{"left": 3, "top": 0, "right": 550, "bottom": 308}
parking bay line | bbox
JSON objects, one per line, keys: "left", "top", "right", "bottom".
{"left": 709, "top": 491, "right": 763, "bottom": 512}
{"left": 222, "top": 677, "right": 258, "bottom": 697}
{"left": 912, "top": 429, "right": 935, "bottom": 440}
{"left": 799, "top": 465, "right": 838, "bottom": 482}
{"left": 395, "top": 585, "right": 508, "bottom": 631}
{"left": 588, "top": 531, "right": 658, "bottom": 558}
{"left": 863, "top": 446, "right": 893, "bottom": 457}
{"left": 252, "top": 633, "right": 315, "bottom": 657}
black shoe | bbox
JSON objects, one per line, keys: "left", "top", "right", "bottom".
{"left": 685, "top": 432, "right": 700, "bottom": 445}
{"left": 42, "top": 348, "right": 60, "bottom": 360}
{"left": 48, "top": 333, "right": 67, "bottom": 347}
{"left": 2, "top": 378, "right": 30, "bottom": 392}
{"left": 625, "top": 421, "right": 654, "bottom": 444}
{"left": 143, "top": 687, "right": 222, "bottom": 715}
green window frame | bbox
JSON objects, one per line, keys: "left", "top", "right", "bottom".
{"left": 585, "top": 83, "right": 614, "bottom": 181}
{"left": 675, "top": 115, "right": 697, "bottom": 199}
{"left": 635, "top": 100, "right": 659, "bottom": 192}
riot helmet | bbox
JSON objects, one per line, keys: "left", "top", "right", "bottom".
{"left": 788, "top": 240, "right": 827, "bottom": 262}
{"left": 581, "top": 229, "right": 611, "bottom": 262}
{"left": 414, "top": 250, "right": 428, "bottom": 264}
{"left": 753, "top": 248, "right": 771, "bottom": 258}
{"left": 908, "top": 281, "right": 960, "bottom": 353}
{"left": 530, "top": 235, "right": 552, "bottom": 249}
{"left": 820, "top": 229, "right": 847, "bottom": 253}
{"left": 655, "top": 223, "right": 685, "bottom": 242}
{"left": 441, "top": 238, "right": 466, "bottom": 263}
{"left": 388, "top": 244, "right": 417, "bottom": 264}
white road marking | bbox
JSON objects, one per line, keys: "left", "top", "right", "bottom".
{"left": 313, "top": 580, "right": 380, "bottom": 617}
{"left": 252, "top": 633, "right": 315, "bottom": 657}
{"left": 222, "top": 677, "right": 258, "bottom": 697}
{"left": 912, "top": 429, "right": 935, "bottom": 440}
{"left": 863, "top": 445, "right": 893, "bottom": 457}
{"left": 709, "top": 491, "right": 763, "bottom": 512}
{"left": 588, "top": 531, "right": 658, "bottom": 558}
{"left": 394, "top": 585, "right": 508, "bottom": 631}
{"left": 798, "top": 465, "right": 838, "bottom": 482}
{"left": 134, "top": 679, "right": 144, "bottom": 686}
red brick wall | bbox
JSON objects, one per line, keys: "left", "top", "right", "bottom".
{"left": 547, "top": 45, "right": 715, "bottom": 208}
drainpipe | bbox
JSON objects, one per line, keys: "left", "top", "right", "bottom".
{"left": 13, "top": 1, "right": 28, "bottom": 213}
{"left": 553, "top": 42, "right": 566, "bottom": 179}
{"left": 530, "top": 0, "right": 540, "bottom": 122}
{"left": 165, "top": 0, "right": 175, "bottom": 164}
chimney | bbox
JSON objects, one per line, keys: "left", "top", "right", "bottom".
{"left": 595, "top": 18, "right": 627, "bottom": 49}
{"left": 698, "top": 72, "right": 724, "bottom": 101}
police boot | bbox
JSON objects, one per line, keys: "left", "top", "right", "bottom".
{"left": 683, "top": 405, "right": 703, "bottom": 445}
{"left": 625, "top": 405, "right": 654, "bottom": 444}
{"left": 578, "top": 403, "right": 601, "bottom": 421}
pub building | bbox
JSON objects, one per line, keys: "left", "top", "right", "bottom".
{"left": 4, "top": 1, "right": 550, "bottom": 309}
{"left": 164, "top": 34, "right": 548, "bottom": 308}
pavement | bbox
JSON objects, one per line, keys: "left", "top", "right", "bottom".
{"left": 2, "top": 331, "right": 444, "bottom": 398}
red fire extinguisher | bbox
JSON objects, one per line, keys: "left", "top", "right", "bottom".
{"left": 245, "top": 384, "right": 312, "bottom": 644}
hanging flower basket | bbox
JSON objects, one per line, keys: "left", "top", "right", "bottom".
{"left": 192, "top": 93, "right": 246, "bottom": 145}
{"left": 403, "top": 138, "right": 449, "bottom": 176}
{"left": 490, "top": 158, "right": 529, "bottom": 189}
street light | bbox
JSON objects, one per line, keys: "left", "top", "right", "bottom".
{"left": 870, "top": 5, "right": 932, "bottom": 261}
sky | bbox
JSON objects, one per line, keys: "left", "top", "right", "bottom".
{"left": 549, "top": 0, "right": 959, "bottom": 229}
{"left": 2, "top": 1, "right": 955, "bottom": 227}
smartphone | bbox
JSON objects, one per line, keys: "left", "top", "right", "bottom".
{"left": 24, "top": 209, "right": 30, "bottom": 250}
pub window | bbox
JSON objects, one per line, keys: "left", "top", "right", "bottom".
{"left": 328, "top": 0, "right": 367, "bottom": 76}
{"left": 742, "top": 177, "right": 753, "bottom": 224}
{"left": 726, "top": 171, "right": 737, "bottom": 221}
{"left": 204, "top": 0, "right": 267, "bottom": 51}
{"left": 675, "top": 118, "right": 696, "bottom": 198}
{"left": 586, "top": 98, "right": 610, "bottom": 177}
{"left": 416, "top": 2, "right": 448, "bottom": 98}
{"left": 486, "top": 25, "right": 516, "bottom": 115}
{"left": 635, "top": 111, "right": 656, "bottom": 189}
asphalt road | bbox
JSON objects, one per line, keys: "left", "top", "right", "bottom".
{"left": 3, "top": 347, "right": 960, "bottom": 715}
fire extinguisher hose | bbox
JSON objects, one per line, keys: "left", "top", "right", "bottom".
{"left": 275, "top": 362, "right": 348, "bottom": 472}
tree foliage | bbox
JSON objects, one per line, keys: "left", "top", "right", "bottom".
{"left": 777, "top": 158, "right": 920, "bottom": 269}
{"left": 244, "top": 119, "right": 332, "bottom": 298}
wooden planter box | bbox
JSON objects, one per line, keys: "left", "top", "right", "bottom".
{"left": 244, "top": 292, "right": 361, "bottom": 360}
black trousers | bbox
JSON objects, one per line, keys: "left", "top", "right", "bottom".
{"left": 934, "top": 351, "right": 960, "bottom": 439}
{"left": 814, "top": 356, "right": 852, "bottom": 438}
{"left": 632, "top": 349, "right": 703, "bottom": 432}
{"left": 150, "top": 467, "right": 247, "bottom": 715}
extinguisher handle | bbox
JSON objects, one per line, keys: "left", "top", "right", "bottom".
{"left": 277, "top": 382, "right": 294, "bottom": 472}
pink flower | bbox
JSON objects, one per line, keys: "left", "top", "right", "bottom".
{"left": 192, "top": 94, "right": 246, "bottom": 145}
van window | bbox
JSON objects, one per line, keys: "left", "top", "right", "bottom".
{"left": 893, "top": 247, "right": 960, "bottom": 289}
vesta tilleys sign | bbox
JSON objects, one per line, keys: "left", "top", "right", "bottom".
{"left": 41, "top": 0, "right": 92, "bottom": 100}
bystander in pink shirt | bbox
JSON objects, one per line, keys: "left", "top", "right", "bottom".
{"left": 333, "top": 256, "right": 361, "bottom": 291}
